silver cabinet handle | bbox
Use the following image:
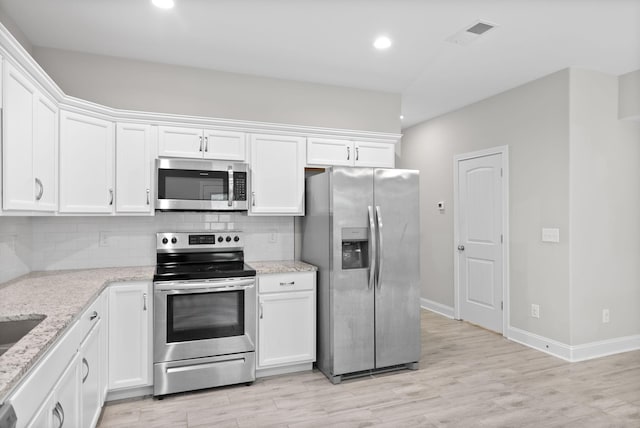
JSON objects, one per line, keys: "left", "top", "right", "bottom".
{"left": 82, "top": 357, "right": 90, "bottom": 383}
{"left": 35, "top": 177, "right": 44, "bottom": 201}
{"left": 458, "top": 245, "right": 465, "bottom": 251}
{"left": 355, "top": 147, "right": 359, "bottom": 161}
{"left": 204, "top": 136, "right": 209, "bottom": 152}
{"left": 143, "top": 292, "right": 148, "bottom": 311}
{"left": 109, "top": 188, "right": 114, "bottom": 205}
{"left": 53, "top": 402, "right": 65, "bottom": 428}
{"left": 376, "top": 205, "right": 384, "bottom": 289}
{"left": 279, "top": 281, "right": 295, "bottom": 286}
{"left": 367, "top": 206, "right": 377, "bottom": 291}
{"left": 346, "top": 146, "right": 350, "bottom": 160}
{"left": 146, "top": 188, "right": 150, "bottom": 205}
{"left": 259, "top": 303, "right": 263, "bottom": 319}
{"left": 89, "top": 310, "right": 98, "bottom": 321}
{"left": 252, "top": 191, "right": 256, "bottom": 207}
{"left": 199, "top": 135, "right": 203, "bottom": 152}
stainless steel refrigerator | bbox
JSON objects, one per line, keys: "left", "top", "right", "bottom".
{"left": 302, "top": 166, "right": 421, "bottom": 384}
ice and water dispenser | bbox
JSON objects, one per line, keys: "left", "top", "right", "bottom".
{"left": 341, "top": 228, "right": 369, "bottom": 270}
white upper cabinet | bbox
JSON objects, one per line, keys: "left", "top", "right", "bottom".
{"left": 307, "top": 137, "right": 395, "bottom": 168}
{"left": 158, "top": 125, "right": 246, "bottom": 161}
{"left": 249, "top": 133, "right": 306, "bottom": 215}
{"left": 59, "top": 110, "right": 114, "bottom": 213}
{"left": 116, "top": 123, "right": 154, "bottom": 213}
{"left": 2, "top": 60, "right": 58, "bottom": 211}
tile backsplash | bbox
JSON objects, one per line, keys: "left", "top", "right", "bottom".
{"left": 1, "top": 212, "right": 295, "bottom": 282}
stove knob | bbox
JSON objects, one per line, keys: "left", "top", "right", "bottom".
{"left": 171, "top": 237, "right": 178, "bottom": 244}
{"left": 217, "top": 236, "right": 224, "bottom": 243}
{"left": 226, "top": 236, "right": 232, "bottom": 242}
{"left": 162, "top": 238, "right": 168, "bottom": 245}
{"left": 234, "top": 236, "right": 240, "bottom": 242}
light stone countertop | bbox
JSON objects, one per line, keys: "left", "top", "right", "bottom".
{"left": 248, "top": 260, "right": 317, "bottom": 275}
{"left": 0, "top": 266, "right": 155, "bottom": 404}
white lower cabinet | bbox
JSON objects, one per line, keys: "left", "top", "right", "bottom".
{"left": 257, "top": 272, "right": 316, "bottom": 374}
{"left": 108, "top": 281, "right": 152, "bottom": 391}
{"left": 27, "top": 354, "right": 80, "bottom": 428}
{"left": 80, "top": 320, "right": 102, "bottom": 428}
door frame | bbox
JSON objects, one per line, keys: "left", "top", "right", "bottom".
{"left": 453, "top": 145, "right": 510, "bottom": 335}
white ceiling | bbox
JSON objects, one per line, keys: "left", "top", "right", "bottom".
{"left": 1, "top": 0, "right": 639, "bottom": 128}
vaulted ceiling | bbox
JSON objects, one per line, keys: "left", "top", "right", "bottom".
{"left": 2, "top": 0, "right": 639, "bottom": 128}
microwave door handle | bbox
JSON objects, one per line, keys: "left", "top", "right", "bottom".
{"left": 228, "top": 166, "right": 234, "bottom": 207}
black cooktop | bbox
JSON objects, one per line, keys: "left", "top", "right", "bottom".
{"left": 153, "top": 250, "right": 256, "bottom": 282}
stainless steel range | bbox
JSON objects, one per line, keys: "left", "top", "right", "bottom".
{"left": 153, "top": 231, "right": 256, "bottom": 397}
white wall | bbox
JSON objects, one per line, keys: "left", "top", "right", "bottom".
{"left": 569, "top": 69, "right": 640, "bottom": 345}
{"left": 399, "top": 70, "right": 572, "bottom": 343}
{"left": 32, "top": 47, "right": 401, "bottom": 134}
{"left": 0, "top": 217, "right": 31, "bottom": 283}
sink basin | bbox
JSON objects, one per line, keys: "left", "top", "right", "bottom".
{"left": 0, "top": 318, "right": 44, "bottom": 357}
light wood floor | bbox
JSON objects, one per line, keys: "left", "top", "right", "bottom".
{"left": 98, "top": 310, "right": 640, "bottom": 427}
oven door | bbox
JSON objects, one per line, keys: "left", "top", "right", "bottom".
{"left": 153, "top": 277, "right": 256, "bottom": 363}
{"left": 155, "top": 158, "right": 248, "bottom": 211}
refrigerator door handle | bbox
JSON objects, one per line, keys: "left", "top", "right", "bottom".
{"left": 368, "top": 205, "right": 377, "bottom": 290}
{"left": 375, "top": 205, "right": 384, "bottom": 289}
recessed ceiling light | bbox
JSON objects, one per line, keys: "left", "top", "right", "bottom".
{"left": 373, "top": 36, "right": 392, "bottom": 50}
{"left": 152, "top": 0, "right": 174, "bottom": 9}
{"left": 400, "top": 115, "right": 404, "bottom": 120}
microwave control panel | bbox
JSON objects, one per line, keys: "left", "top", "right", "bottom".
{"left": 233, "top": 172, "right": 247, "bottom": 201}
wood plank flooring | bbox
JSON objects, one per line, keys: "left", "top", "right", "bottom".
{"left": 98, "top": 310, "right": 640, "bottom": 427}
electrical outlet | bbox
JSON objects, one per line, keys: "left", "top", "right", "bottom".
{"left": 531, "top": 304, "right": 540, "bottom": 319}
{"left": 99, "top": 232, "right": 110, "bottom": 247}
{"left": 268, "top": 229, "right": 278, "bottom": 244}
{"left": 602, "top": 309, "right": 610, "bottom": 323}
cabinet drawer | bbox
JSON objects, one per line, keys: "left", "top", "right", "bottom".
{"left": 259, "top": 272, "right": 314, "bottom": 294}
{"left": 79, "top": 294, "right": 103, "bottom": 340}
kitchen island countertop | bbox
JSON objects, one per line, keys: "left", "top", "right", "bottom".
{"left": 248, "top": 260, "right": 317, "bottom": 275}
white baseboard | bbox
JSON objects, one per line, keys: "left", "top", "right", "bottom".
{"left": 507, "top": 327, "right": 640, "bottom": 362}
{"left": 256, "top": 362, "right": 313, "bottom": 378}
{"left": 506, "top": 326, "right": 572, "bottom": 361}
{"left": 105, "top": 385, "right": 153, "bottom": 402}
{"left": 420, "top": 298, "right": 455, "bottom": 319}
{"left": 570, "top": 334, "right": 640, "bottom": 362}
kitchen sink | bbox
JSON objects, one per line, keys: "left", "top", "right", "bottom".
{"left": 0, "top": 317, "right": 45, "bottom": 357}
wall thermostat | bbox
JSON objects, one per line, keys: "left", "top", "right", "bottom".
{"left": 437, "top": 201, "right": 445, "bottom": 211}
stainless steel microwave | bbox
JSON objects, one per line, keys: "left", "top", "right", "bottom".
{"left": 155, "top": 158, "right": 249, "bottom": 211}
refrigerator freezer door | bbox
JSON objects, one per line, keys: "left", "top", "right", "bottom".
{"left": 331, "top": 167, "right": 376, "bottom": 376}
{"left": 373, "top": 168, "right": 421, "bottom": 369}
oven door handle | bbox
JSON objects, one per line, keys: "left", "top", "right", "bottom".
{"left": 154, "top": 278, "right": 255, "bottom": 292}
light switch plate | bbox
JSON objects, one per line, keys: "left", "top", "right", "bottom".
{"left": 541, "top": 228, "right": 560, "bottom": 243}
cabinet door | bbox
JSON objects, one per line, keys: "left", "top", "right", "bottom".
{"left": 53, "top": 354, "right": 80, "bottom": 428}
{"left": 59, "top": 111, "right": 114, "bottom": 213}
{"left": 203, "top": 129, "right": 246, "bottom": 160}
{"left": 33, "top": 94, "right": 58, "bottom": 211}
{"left": 80, "top": 322, "right": 102, "bottom": 428}
{"left": 27, "top": 393, "right": 54, "bottom": 428}
{"left": 306, "top": 137, "right": 353, "bottom": 166}
{"left": 2, "top": 61, "right": 36, "bottom": 210}
{"left": 249, "top": 134, "right": 305, "bottom": 215}
{"left": 353, "top": 141, "right": 395, "bottom": 168}
{"left": 116, "top": 123, "right": 153, "bottom": 213}
{"left": 258, "top": 290, "right": 315, "bottom": 367}
{"left": 108, "top": 282, "right": 152, "bottom": 390}
{"left": 158, "top": 126, "right": 203, "bottom": 158}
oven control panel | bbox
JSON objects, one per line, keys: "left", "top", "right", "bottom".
{"left": 157, "top": 232, "right": 243, "bottom": 251}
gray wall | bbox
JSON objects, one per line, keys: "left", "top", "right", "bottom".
{"left": 0, "top": 8, "right": 32, "bottom": 54}
{"left": 618, "top": 70, "right": 640, "bottom": 120}
{"left": 399, "top": 70, "right": 572, "bottom": 343}
{"left": 32, "top": 47, "right": 401, "bottom": 134}
{"left": 569, "top": 69, "right": 640, "bottom": 345}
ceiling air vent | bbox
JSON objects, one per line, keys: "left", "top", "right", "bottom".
{"left": 446, "top": 20, "right": 497, "bottom": 46}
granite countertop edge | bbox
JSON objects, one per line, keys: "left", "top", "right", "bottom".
{"left": 248, "top": 260, "right": 318, "bottom": 274}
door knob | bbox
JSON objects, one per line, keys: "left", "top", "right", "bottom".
{"left": 458, "top": 245, "right": 465, "bottom": 251}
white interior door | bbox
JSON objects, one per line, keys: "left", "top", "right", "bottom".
{"left": 456, "top": 151, "right": 504, "bottom": 333}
